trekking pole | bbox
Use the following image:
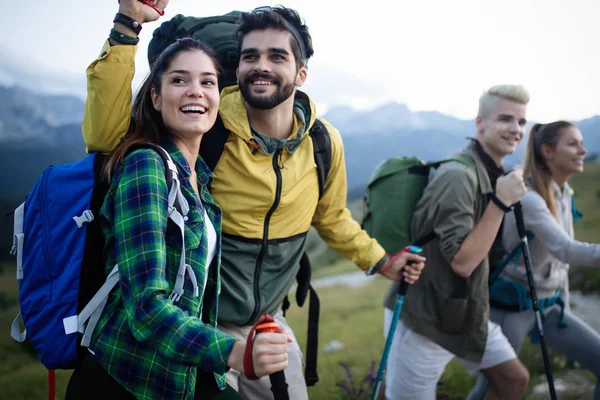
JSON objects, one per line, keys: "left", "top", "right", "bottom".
{"left": 514, "top": 203, "right": 557, "bottom": 400}
{"left": 256, "top": 321, "right": 290, "bottom": 400}
{"left": 371, "top": 246, "right": 422, "bottom": 400}
{"left": 48, "top": 370, "right": 55, "bottom": 400}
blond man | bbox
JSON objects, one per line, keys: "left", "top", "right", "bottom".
{"left": 383, "top": 85, "right": 531, "bottom": 400}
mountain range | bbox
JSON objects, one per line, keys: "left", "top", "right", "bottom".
{"left": 325, "top": 103, "right": 600, "bottom": 198}
{"left": 0, "top": 84, "right": 599, "bottom": 257}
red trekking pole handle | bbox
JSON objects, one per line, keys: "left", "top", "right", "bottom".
{"left": 256, "top": 321, "right": 290, "bottom": 400}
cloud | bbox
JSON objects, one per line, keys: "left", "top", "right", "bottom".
{"left": 302, "top": 59, "right": 398, "bottom": 113}
{"left": 0, "top": 47, "right": 86, "bottom": 99}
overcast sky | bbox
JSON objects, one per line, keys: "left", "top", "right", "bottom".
{"left": 1, "top": 0, "right": 599, "bottom": 122}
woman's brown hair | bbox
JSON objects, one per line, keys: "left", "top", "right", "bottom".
{"left": 523, "top": 120, "right": 574, "bottom": 220}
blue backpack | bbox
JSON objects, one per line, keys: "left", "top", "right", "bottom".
{"left": 10, "top": 143, "right": 193, "bottom": 370}
{"left": 488, "top": 188, "right": 583, "bottom": 310}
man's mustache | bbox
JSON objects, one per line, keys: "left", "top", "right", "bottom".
{"left": 243, "top": 73, "right": 281, "bottom": 85}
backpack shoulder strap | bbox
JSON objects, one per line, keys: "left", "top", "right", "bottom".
{"left": 409, "top": 154, "right": 477, "bottom": 248}
{"left": 308, "top": 119, "right": 332, "bottom": 200}
{"left": 488, "top": 231, "right": 535, "bottom": 285}
{"left": 297, "top": 253, "right": 320, "bottom": 386}
{"left": 78, "top": 153, "right": 114, "bottom": 320}
{"left": 448, "top": 153, "right": 477, "bottom": 173}
{"left": 200, "top": 115, "right": 230, "bottom": 172}
{"left": 279, "top": 119, "right": 332, "bottom": 388}
{"left": 79, "top": 143, "right": 192, "bottom": 349}
{"left": 569, "top": 188, "right": 583, "bottom": 223}
{"left": 426, "top": 153, "right": 476, "bottom": 173}
{"left": 424, "top": 153, "right": 478, "bottom": 188}
{"left": 120, "top": 143, "right": 194, "bottom": 303}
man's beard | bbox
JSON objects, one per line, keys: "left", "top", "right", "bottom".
{"left": 239, "top": 73, "right": 295, "bottom": 110}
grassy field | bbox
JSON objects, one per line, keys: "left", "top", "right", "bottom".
{"left": 1, "top": 260, "right": 593, "bottom": 400}
{"left": 286, "top": 275, "right": 592, "bottom": 400}
{"left": 0, "top": 262, "right": 72, "bottom": 399}
{"left": 565, "top": 161, "right": 600, "bottom": 292}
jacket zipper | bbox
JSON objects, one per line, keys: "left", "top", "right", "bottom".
{"left": 40, "top": 169, "right": 56, "bottom": 278}
{"left": 247, "top": 149, "right": 283, "bottom": 325}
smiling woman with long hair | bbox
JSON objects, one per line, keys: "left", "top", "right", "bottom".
{"left": 64, "top": 2, "right": 290, "bottom": 399}
{"left": 469, "top": 121, "right": 600, "bottom": 399}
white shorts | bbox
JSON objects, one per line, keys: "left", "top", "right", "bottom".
{"left": 383, "top": 308, "right": 517, "bottom": 400}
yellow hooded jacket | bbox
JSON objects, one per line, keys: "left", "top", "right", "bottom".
{"left": 83, "top": 42, "right": 385, "bottom": 325}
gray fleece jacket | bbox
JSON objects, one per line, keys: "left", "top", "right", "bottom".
{"left": 500, "top": 182, "right": 600, "bottom": 303}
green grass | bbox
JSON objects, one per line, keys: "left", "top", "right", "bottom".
{"left": 0, "top": 265, "right": 591, "bottom": 400}
{"left": 287, "top": 276, "right": 391, "bottom": 399}
{"left": 286, "top": 277, "right": 475, "bottom": 400}
{"left": 566, "top": 162, "right": 600, "bottom": 292}
{"left": 569, "top": 162, "right": 600, "bottom": 241}
{"left": 312, "top": 259, "right": 358, "bottom": 280}
{"left": 0, "top": 277, "right": 591, "bottom": 400}
{"left": 286, "top": 278, "right": 585, "bottom": 400}
{"left": 0, "top": 262, "right": 71, "bottom": 399}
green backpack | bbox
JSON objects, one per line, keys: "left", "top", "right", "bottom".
{"left": 362, "top": 154, "right": 475, "bottom": 253}
{"left": 148, "top": 12, "right": 242, "bottom": 88}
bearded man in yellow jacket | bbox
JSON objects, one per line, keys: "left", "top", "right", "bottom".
{"left": 83, "top": 2, "right": 425, "bottom": 399}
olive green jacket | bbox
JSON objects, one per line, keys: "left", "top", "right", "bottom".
{"left": 387, "top": 141, "right": 495, "bottom": 362}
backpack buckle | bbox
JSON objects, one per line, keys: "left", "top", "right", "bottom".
{"left": 73, "top": 210, "right": 95, "bottom": 228}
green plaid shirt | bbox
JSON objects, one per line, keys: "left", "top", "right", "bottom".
{"left": 91, "top": 140, "right": 236, "bottom": 399}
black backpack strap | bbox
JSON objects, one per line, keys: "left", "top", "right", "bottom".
{"left": 76, "top": 152, "right": 111, "bottom": 362}
{"left": 308, "top": 119, "right": 332, "bottom": 200}
{"left": 78, "top": 154, "right": 111, "bottom": 314}
{"left": 360, "top": 190, "right": 370, "bottom": 229}
{"left": 298, "top": 252, "right": 320, "bottom": 386}
{"left": 199, "top": 115, "right": 230, "bottom": 172}
{"left": 305, "top": 283, "right": 320, "bottom": 386}
{"left": 281, "top": 296, "right": 291, "bottom": 317}
{"left": 295, "top": 252, "right": 312, "bottom": 308}
{"left": 281, "top": 119, "right": 331, "bottom": 386}
{"left": 281, "top": 251, "right": 320, "bottom": 386}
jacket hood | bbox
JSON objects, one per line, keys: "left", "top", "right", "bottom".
{"left": 218, "top": 85, "right": 317, "bottom": 155}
